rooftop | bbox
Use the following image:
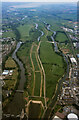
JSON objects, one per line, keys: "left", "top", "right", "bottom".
{"left": 55, "top": 112, "right": 65, "bottom": 119}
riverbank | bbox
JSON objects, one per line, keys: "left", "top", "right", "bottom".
{"left": 3, "top": 42, "right": 26, "bottom": 118}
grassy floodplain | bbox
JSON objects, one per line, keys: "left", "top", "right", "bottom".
{"left": 34, "top": 72, "right": 41, "bottom": 96}
{"left": 3, "top": 57, "right": 19, "bottom": 107}
{"left": 17, "top": 24, "right": 33, "bottom": 42}
{"left": 2, "top": 31, "right": 16, "bottom": 38}
{"left": 16, "top": 42, "right": 32, "bottom": 94}
{"left": 2, "top": 2, "right": 77, "bottom": 118}
{"left": 3, "top": 57, "right": 19, "bottom": 90}
{"left": 17, "top": 22, "right": 42, "bottom": 96}
{"left": 28, "top": 102, "right": 43, "bottom": 118}
{"left": 40, "top": 38, "right": 65, "bottom": 98}
{"left": 17, "top": 20, "right": 66, "bottom": 100}
{"left": 32, "top": 52, "right": 39, "bottom": 71}
{"left": 55, "top": 32, "right": 69, "bottom": 43}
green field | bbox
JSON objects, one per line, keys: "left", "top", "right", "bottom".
{"left": 40, "top": 41, "right": 65, "bottom": 98}
{"left": 29, "top": 102, "right": 42, "bottom": 118}
{"left": 2, "top": 2, "right": 77, "bottom": 117}
{"left": 17, "top": 23, "right": 66, "bottom": 99}
{"left": 32, "top": 52, "right": 39, "bottom": 71}
{"left": 40, "top": 42, "right": 64, "bottom": 66}
{"left": 34, "top": 72, "right": 41, "bottom": 96}
{"left": 17, "top": 42, "right": 31, "bottom": 64}
{"left": 55, "top": 32, "right": 68, "bottom": 43}
{"left": 3, "top": 57, "right": 19, "bottom": 107}
{"left": 2, "top": 31, "right": 16, "bottom": 38}
{"left": 17, "top": 24, "right": 33, "bottom": 41}
{"left": 3, "top": 57, "right": 19, "bottom": 90}
{"left": 17, "top": 42, "right": 33, "bottom": 96}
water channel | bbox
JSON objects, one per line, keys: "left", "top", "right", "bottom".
{"left": 3, "top": 22, "right": 69, "bottom": 119}
{"left": 3, "top": 42, "right": 26, "bottom": 118}
{"left": 3, "top": 23, "right": 44, "bottom": 119}
{"left": 43, "top": 22, "right": 70, "bottom": 118}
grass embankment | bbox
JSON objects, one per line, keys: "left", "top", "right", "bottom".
{"left": 3, "top": 57, "right": 19, "bottom": 107}
{"left": 30, "top": 43, "right": 42, "bottom": 97}
{"left": 40, "top": 39, "right": 65, "bottom": 98}
{"left": 34, "top": 72, "right": 41, "bottom": 96}
{"left": 16, "top": 42, "right": 32, "bottom": 94}
{"left": 17, "top": 24, "right": 45, "bottom": 118}
{"left": 32, "top": 52, "right": 39, "bottom": 71}
{"left": 17, "top": 22, "right": 42, "bottom": 97}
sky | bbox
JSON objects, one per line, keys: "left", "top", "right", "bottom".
{"left": 1, "top": 0, "right": 78, "bottom": 2}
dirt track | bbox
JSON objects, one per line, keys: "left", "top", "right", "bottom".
{"left": 37, "top": 41, "right": 47, "bottom": 108}
{"left": 30, "top": 42, "right": 47, "bottom": 108}
{"left": 30, "top": 43, "right": 36, "bottom": 96}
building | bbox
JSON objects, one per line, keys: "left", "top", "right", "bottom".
{"left": 67, "top": 113, "right": 78, "bottom": 120}
{"left": 2, "top": 70, "right": 9, "bottom": 76}
{"left": 55, "top": 112, "right": 65, "bottom": 119}
{"left": 77, "top": 54, "right": 79, "bottom": 61}
{"left": 53, "top": 116, "right": 62, "bottom": 120}
{"left": 70, "top": 57, "right": 77, "bottom": 65}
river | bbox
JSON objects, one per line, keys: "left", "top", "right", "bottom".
{"left": 35, "top": 23, "right": 38, "bottom": 30}
{"left": 3, "top": 42, "right": 26, "bottom": 118}
{"left": 3, "top": 23, "right": 44, "bottom": 119}
{"left": 35, "top": 23, "right": 44, "bottom": 41}
{"left": 2, "top": 22, "right": 69, "bottom": 119}
{"left": 43, "top": 22, "right": 70, "bottom": 119}
{"left": 38, "top": 30, "right": 44, "bottom": 41}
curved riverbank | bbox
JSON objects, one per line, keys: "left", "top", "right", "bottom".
{"left": 42, "top": 22, "right": 69, "bottom": 119}
{"left": 3, "top": 42, "right": 26, "bottom": 117}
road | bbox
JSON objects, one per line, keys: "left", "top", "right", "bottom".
{"left": 37, "top": 41, "right": 47, "bottom": 108}
{"left": 30, "top": 24, "right": 47, "bottom": 108}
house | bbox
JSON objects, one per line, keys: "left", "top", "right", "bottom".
{"left": 2, "top": 70, "right": 9, "bottom": 76}
{"left": 55, "top": 112, "right": 65, "bottom": 119}
{"left": 77, "top": 54, "right": 79, "bottom": 61}
{"left": 70, "top": 57, "right": 77, "bottom": 65}
{"left": 53, "top": 116, "right": 62, "bottom": 120}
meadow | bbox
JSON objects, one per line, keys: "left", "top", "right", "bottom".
{"left": 3, "top": 57, "right": 19, "bottom": 90}
{"left": 55, "top": 32, "right": 69, "bottom": 43}
{"left": 17, "top": 24, "right": 33, "bottom": 41}
{"left": 29, "top": 102, "right": 42, "bottom": 118}
{"left": 34, "top": 72, "right": 41, "bottom": 96}
{"left": 40, "top": 40, "right": 65, "bottom": 98}
{"left": 2, "top": 31, "right": 16, "bottom": 38}
{"left": 2, "top": 2, "right": 76, "bottom": 118}
{"left": 3, "top": 57, "right": 19, "bottom": 107}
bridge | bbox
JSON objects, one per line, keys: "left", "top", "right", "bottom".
{"left": 15, "top": 90, "right": 24, "bottom": 93}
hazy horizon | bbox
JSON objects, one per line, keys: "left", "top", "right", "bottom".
{"left": 1, "top": 0, "right": 78, "bottom": 3}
